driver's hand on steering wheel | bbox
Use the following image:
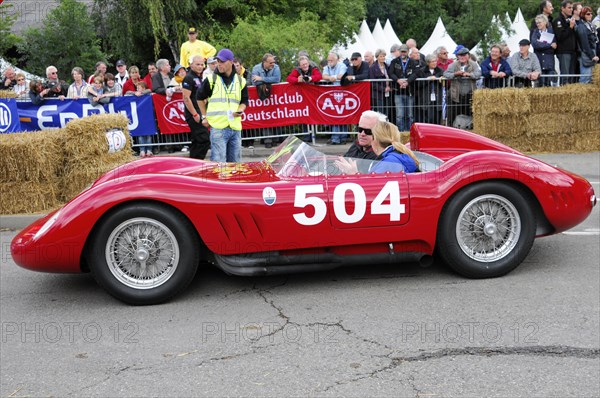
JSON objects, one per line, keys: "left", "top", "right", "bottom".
{"left": 334, "top": 157, "right": 359, "bottom": 174}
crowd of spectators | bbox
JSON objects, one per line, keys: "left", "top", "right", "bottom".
{"left": 1, "top": 1, "right": 598, "bottom": 153}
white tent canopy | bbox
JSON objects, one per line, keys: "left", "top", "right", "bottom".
{"left": 383, "top": 19, "right": 402, "bottom": 47}
{"left": 0, "top": 57, "right": 43, "bottom": 84}
{"left": 420, "top": 17, "right": 458, "bottom": 58}
{"left": 508, "top": 8, "right": 532, "bottom": 54}
{"left": 333, "top": 32, "right": 366, "bottom": 60}
{"left": 371, "top": 19, "right": 390, "bottom": 53}
{"left": 357, "top": 19, "right": 379, "bottom": 56}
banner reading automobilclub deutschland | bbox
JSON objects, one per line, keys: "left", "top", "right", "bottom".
{"left": 152, "top": 82, "right": 371, "bottom": 133}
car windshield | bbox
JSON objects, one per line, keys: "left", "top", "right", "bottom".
{"left": 265, "top": 136, "right": 380, "bottom": 178}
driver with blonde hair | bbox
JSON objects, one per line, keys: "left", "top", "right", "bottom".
{"left": 336, "top": 121, "right": 419, "bottom": 174}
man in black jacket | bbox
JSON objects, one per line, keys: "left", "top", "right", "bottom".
{"left": 388, "top": 44, "right": 415, "bottom": 132}
{"left": 343, "top": 52, "right": 370, "bottom": 84}
{"left": 553, "top": 0, "right": 578, "bottom": 84}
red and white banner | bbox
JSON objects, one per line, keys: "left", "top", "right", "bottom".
{"left": 152, "top": 82, "right": 371, "bottom": 134}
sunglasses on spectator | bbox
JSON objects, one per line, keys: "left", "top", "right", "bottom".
{"left": 358, "top": 127, "right": 372, "bottom": 135}
{"left": 585, "top": 12, "right": 592, "bottom": 15}
{"left": 351, "top": 58, "right": 358, "bottom": 61}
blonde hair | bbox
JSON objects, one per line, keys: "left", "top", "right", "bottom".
{"left": 372, "top": 121, "right": 420, "bottom": 166}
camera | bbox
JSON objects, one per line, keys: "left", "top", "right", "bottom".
{"left": 302, "top": 75, "right": 310, "bottom": 82}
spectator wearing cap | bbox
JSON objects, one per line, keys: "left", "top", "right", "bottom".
{"left": 509, "top": 39, "right": 542, "bottom": 87}
{"left": 480, "top": 44, "right": 513, "bottom": 89}
{"left": 197, "top": 48, "right": 249, "bottom": 162}
{"left": 388, "top": 43, "right": 414, "bottom": 132}
{"left": 321, "top": 52, "right": 348, "bottom": 144}
{"left": 443, "top": 47, "right": 481, "bottom": 126}
{"left": 344, "top": 52, "right": 370, "bottom": 83}
{"left": 180, "top": 27, "right": 216, "bottom": 69}
{"left": 203, "top": 57, "right": 217, "bottom": 79}
{"left": 169, "top": 64, "right": 187, "bottom": 88}
{"left": 114, "top": 59, "right": 129, "bottom": 87}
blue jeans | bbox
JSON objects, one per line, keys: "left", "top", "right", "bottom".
{"left": 394, "top": 93, "right": 413, "bottom": 132}
{"left": 210, "top": 127, "right": 241, "bottom": 162}
{"left": 330, "top": 125, "right": 348, "bottom": 144}
{"left": 579, "top": 57, "right": 593, "bottom": 84}
{"left": 137, "top": 135, "right": 152, "bottom": 154}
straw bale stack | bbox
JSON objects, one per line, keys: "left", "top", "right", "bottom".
{"left": 0, "top": 90, "right": 16, "bottom": 99}
{"left": 0, "top": 129, "right": 63, "bottom": 213}
{"left": 473, "top": 67, "right": 600, "bottom": 152}
{"left": 60, "top": 113, "right": 134, "bottom": 201}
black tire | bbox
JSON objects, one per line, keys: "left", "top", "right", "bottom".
{"left": 437, "top": 182, "right": 536, "bottom": 278}
{"left": 88, "top": 203, "right": 200, "bottom": 305}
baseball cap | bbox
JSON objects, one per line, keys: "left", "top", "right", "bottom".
{"left": 519, "top": 39, "right": 531, "bottom": 46}
{"left": 174, "top": 64, "right": 184, "bottom": 74}
{"left": 207, "top": 57, "right": 217, "bottom": 64}
{"left": 456, "top": 47, "right": 470, "bottom": 55}
{"left": 116, "top": 59, "right": 126, "bottom": 66}
{"left": 215, "top": 48, "right": 234, "bottom": 62}
{"left": 399, "top": 44, "right": 409, "bottom": 52}
{"left": 454, "top": 45, "right": 466, "bottom": 55}
{"left": 188, "top": 27, "right": 197, "bottom": 34}
{"left": 351, "top": 52, "right": 362, "bottom": 59}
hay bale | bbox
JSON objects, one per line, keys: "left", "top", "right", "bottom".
{"left": 0, "top": 129, "right": 63, "bottom": 183}
{"left": 0, "top": 90, "right": 16, "bottom": 99}
{"left": 493, "top": 131, "right": 600, "bottom": 153}
{"left": 0, "top": 181, "right": 61, "bottom": 214}
{"left": 61, "top": 113, "right": 135, "bottom": 201}
{"left": 593, "top": 64, "right": 600, "bottom": 87}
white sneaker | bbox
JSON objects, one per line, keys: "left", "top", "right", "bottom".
{"left": 182, "top": 146, "right": 189, "bottom": 152}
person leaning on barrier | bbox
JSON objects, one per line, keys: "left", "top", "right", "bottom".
{"left": 509, "top": 39, "right": 542, "bottom": 87}
{"left": 415, "top": 54, "right": 445, "bottom": 125}
{"left": 1, "top": 67, "right": 17, "bottom": 90}
{"left": 435, "top": 46, "right": 453, "bottom": 71}
{"left": 335, "top": 121, "right": 419, "bottom": 174}
{"left": 343, "top": 52, "right": 370, "bottom": 84}
{"left": 251, "top": 53, "right": 282, "bottom": 148}
{"left": 286, "top": 56, "right": 322, "bottom": 84}
{"left": 28, "top": 80, "right": 49, "bottom": 105}
{"left": 443, "top": 47, "right": 481, "bottom": 127}
{"left": 480, "top": 44, "right": 512, "bottom": 89}
{"left": 67, "top": 67, "right": 88, "bottom": 99}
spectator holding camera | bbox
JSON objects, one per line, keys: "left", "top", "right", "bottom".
{"left": 286, "top": 56, "right": 322, "bottom": 84}
{"left": 45, "top": 66, "right": 68, "bottom": 99}
{"left": 29, "top": 80, "right": 50, "bottom": 105}
{"left": 1, "top": 67, "right": 17, "bottom": 90}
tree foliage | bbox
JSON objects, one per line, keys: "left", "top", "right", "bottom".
{"left": 0, "top": 3, "right": 21, "bottom": 62}
{"left": 18, "top": 0, "right": 106, "bottom": 81}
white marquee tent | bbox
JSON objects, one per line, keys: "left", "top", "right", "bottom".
{"left": 383, "top": 19, "right": 402, "bottom": 47}
{"left": 357, "top": 20, "right": 379, "bottom": 56}
{"left": 420, "top": 17, "right": 459, "bottom": 58}
{"left": 371, "top": 19, "right": 391, "bottom": 52}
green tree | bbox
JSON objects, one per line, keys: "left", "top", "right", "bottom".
{"left": 18, "top": 0, "right": 106, "bottom": 81}
{"left": 0, "top": 3, "right": 21, "bottom": 63}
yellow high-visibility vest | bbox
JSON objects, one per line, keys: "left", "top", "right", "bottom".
{"left": 206, "top": 74, "right": 246, "bottom": 130}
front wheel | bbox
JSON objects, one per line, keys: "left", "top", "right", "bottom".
{"left": 88, "top": 203, "right": 200, "bottom": 305}
{"left": 437, "top": 182, "right": 536, "bottom": 278}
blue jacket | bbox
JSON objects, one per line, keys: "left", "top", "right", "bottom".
{"left": 480, "top": 56, "right": 512, "bottom": 88}
{"left": 531, "top": 27, "right": 557, "bottom": 71}
{"left": 250, "top": 63, "right": 281, "bottom": 86}
{"left": 370, "top": 146, "right": 419, "bottom": 173}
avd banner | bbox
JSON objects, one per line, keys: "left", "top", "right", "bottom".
{"left": 151, "top": 82, "right": 372, "bottom": 133}
{"left": 15, "top": 96, "right": 157, "bottom": 137}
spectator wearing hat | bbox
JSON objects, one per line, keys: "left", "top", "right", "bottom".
{"left": 180, "top": 27, "right": 216, "bottom": 69}
{"left": 480, "top": 44, "right": 512, "bottom": 89}
{"left": 443, "top": 47, "right": 481, "bottom": 126}
{"left": 114, "top": 59, "right": 129, "bottom": 87}
{"left": 197, "top": 48, "right": 249, "bottom": 162}
{"left": 169, "top": 64, "right": 187, "bottom": 89}
{"left": 203, "top": 57, "right": 217, "bottom": 79}
{"left": 344, "top": 52, "right": 370, "bottom": 83}
{"left": 553, "top": 1, "right": 578, "bottom": 84}
{"left": 388, "top": 43, "right": 414, "bottom": 132}
{"left": 509, "top": 39, "right": 542, "bottom": 87}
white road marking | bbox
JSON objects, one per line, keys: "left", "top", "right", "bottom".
{"left": 562, "top": 228, "right": 600, "bottom": 236}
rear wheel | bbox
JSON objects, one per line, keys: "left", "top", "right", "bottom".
{"left": 89, "top": 203, "right": 200, "bottom": 305}
{"left": 437, "top": 182, "right": 536, "bottom": 278}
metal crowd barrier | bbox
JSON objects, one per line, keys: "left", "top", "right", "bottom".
{"left": 12, "top": 72, "right": 593, "bottom": 149}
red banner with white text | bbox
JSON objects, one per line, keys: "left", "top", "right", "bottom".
{"left": 151, "top": 82, "right": 371, "bottom": 134}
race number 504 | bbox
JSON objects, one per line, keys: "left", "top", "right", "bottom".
{"left": 293, "top": 181, "right": 405, "bottom": 225}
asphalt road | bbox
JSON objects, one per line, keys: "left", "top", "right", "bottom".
{"left": 1, "top": 152, "right": 598, "bottom": 397}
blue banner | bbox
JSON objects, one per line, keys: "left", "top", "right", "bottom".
{"left": 0, "top": 99, "right": 23, "bottom": 134}
{"left": 15, "top": 96, "right": 157, "bottom": 137}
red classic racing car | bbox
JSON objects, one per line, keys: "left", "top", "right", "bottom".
{"left": 11, "top": 124, "right": 596, "bottom": 304}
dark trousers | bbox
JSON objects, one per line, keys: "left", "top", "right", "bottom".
{"left": 557, "top": 53, "right": 576, "bottom": 85}
{"left": 186, "top": 117, "right": 210, "bottom": 159}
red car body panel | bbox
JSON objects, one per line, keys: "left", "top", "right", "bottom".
{"left": 11, "top": 124, "right": 595, "bottom": 274}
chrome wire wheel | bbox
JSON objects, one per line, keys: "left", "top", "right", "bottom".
{"left": 105, "top": 217, "right": 180, "bottom": 289}
{"left": 455, "top": 194, "right": 521, "bottom": 263}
